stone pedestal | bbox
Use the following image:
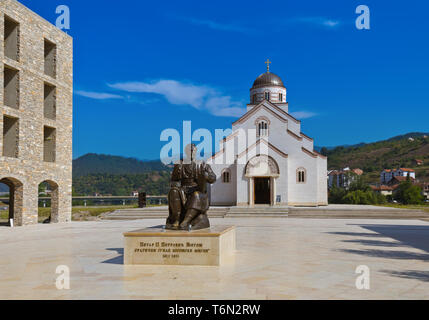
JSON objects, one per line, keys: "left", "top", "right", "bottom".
{"left": 124, "top": 226, "right": 235, "bottom": 266}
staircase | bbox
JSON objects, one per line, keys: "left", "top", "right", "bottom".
{"left": 226, "top": 207, "right": 289, "bottom": 218}
{"left": 102, "top": 205, "right": 428, "bottom": 221}
{"left": 102, "top": 206, "right": 228, "bottom": 220}
{"left": 102, "top": 206, "right": 289, "bottom": 220}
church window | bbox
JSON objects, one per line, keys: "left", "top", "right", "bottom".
{"left": 252, "top": 94, "right": 257, "bottom": 103}
{"left": 222, "top": 170, "right": 231, "bottom": 183}
{"left": 297, "top": 168, "right": 306, "bottom": 183}
{"left": 279, "top": 93, "right": 283, "bottom": 102}
{"left": 257, "top": 121, "right": 269, "bottom": 137}
{"left": 264, "top": 92, "right": 270, "bottom": 101}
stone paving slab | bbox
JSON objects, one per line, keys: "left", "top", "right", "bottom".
{"left": 0, "top": 218, "right": 429, "bottom": 299}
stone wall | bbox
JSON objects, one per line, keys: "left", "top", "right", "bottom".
{"left": 0, "top": 0, "right": 73, "bottom": 226}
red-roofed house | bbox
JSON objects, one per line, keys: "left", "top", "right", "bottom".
{"left": 328, "top": 168, "right": 363, "bottom": 189}
{"left": 370, "top": 185, "right": 394, "bottom": 196}
{"left": 380, "top": 168, "right": 416, "bottom": 184}
{"left": 414, "top": 159, "right": 424, "bottom": 166}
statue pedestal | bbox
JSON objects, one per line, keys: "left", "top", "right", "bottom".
{"left": 124, "top": 226, "right": 236, "bottom": 266}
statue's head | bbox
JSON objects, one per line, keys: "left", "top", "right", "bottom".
{"left": 184, "top": 144, "right": 198, "bottom": 163}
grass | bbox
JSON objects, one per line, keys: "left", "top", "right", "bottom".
{"left": 1, "top": 204, "right": 164, "bottom": 223}
{"left": 378, "top": 203, "right": 429, "bottom": 213}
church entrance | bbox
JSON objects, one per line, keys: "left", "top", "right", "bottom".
{"left": 254, "top": 177, "right": 271, "bottom": 205}
{"left": 246, "top": 155, "right": 280, "bottom": 207}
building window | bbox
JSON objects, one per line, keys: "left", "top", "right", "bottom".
{"left": 279, "top": 93, "right": 283, "bottom": 102}
{"left": 4, "top": 66, "right": 19, "bottom": 109}
{"left": 44, "top": 39, "right": 56, "bottom": 78}
{"left": 4, "top": 16, "right": 19, "bottom": 61}
{"left": 252, "top": 94, "right": 257, "bottom": 104}
{"left": 44, "top": 83, "right": 56, "bottom": 120}
{"left": 3, "top": 116, "right": 19, "bottom": 158}
{"left": 297, "top": 168, "right": 306, "bottom": 183}
{"left": 257, "top": 121, "right": 269, "bottom": 137}
{"left": 43, "top": 126, "right": 56, "bottom": 163}
{"left": 264, "top": 92, "right": 270, "bottom": 101}
{"left": 222, "top": 170, "right": 231, "bottom": 183}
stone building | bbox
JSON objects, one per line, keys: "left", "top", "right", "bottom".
{"left": 208, "top": 65, "right": 328, "bottom": 207}
{"left": 0, "top": 0, "right": 73, "bottom": 226}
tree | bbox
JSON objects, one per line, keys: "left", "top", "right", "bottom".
{"left": 329, "top": 176, "right": 386, "bottom": 205}
{"left": 348, "top": 175, "right": 370, "bottom": 192}
{"left": 329, "top": 185, "right": 346, "bottom": 204}
{"left": 320, "top": 147, "right": 329, "bottom": 157}
{"left": 394, "top": 181, "right": 424, "bottom": 205}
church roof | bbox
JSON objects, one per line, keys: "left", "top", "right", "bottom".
{"left": 233, "top": 100, "right": 299, "bottom": 126}
{"left": 252, "top": 72, "right": 285, "bottom": 89}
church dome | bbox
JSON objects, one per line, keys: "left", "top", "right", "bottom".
{"left": 252, "top": 72, "right": 285, "bottom": 89}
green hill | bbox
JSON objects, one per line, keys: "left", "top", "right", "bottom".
{"left": 72, "top": 154, "right": 172, "bottom": 196}
{"left": 73, "top": 153, "right": 170, "bottom": 177}
{"left": 324, "top": 132, "right": 429, "bottom": 183}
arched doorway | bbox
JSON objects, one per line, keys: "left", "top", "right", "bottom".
{"left": 38, "top": 180, "right": 59, "bottom": 223}
{"left": 0, "top": 177, "right": 23, "bottom": 227}
{"left": 245, "top": 155, "right": 280, "bottom": 206}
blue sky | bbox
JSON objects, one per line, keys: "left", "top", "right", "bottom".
{"left": 20, "top": 0, "right": 429, "bottom": 160}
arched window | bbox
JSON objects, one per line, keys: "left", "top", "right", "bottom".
{"left": 279, "top": 93, "right": 283, "bottom": 102}
{"left": 297, "top": 168, "right": 307, "bottom": 183}
{"left": 255, "top": 117, "right": 270, "bottom": 137}
{"left": 257, "top": 121, "right": 269, "bottom": 137}
{"left": 222, "top": 170, "right": 231, "bottom": 183}
{"left": 264, "top": 92, "right": 270, "bottom": 101}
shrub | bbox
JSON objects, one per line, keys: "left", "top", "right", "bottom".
{"left": 394, "top": 181, "right": 424, "bottom": 204}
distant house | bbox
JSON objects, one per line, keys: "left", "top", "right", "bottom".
{"left": 417, "top": 182, "right": 429, "bottom": 200}
{"left": 387, "top": 176, "right": 415, "bottom": 186}
{"left": 414, "top": 159, "right": 424, "bottom": 166}
{"left": 372, "top": 176, "right": 418, "bottom": 197}
{"left": 380, "top": 168, "right": 416, "bottom": 184}
{"left": 370, "top": 185, "right": 394, "bottom": 196}
{"left": 131, "top": 191, "right": 139, "bottom": 197}
{"left": 328, "top": 168, "right": 363, "bottom": 189}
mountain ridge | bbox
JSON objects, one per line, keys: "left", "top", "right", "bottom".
{"left": 72, "top": 153, "right": 170, "bottom": 177}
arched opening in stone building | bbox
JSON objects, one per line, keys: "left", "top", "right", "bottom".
{"left": 38, "top": 180, "right": 59, "bottom": 224}
{"left": 0, "top": 177, "right": 23, "bottom": 227}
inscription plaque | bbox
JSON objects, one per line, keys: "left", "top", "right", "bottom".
{"left": 124, "top": 226, "right": 235, "bottom": 266}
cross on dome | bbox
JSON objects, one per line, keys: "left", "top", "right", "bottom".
{"left": 265, "top": 59, "right": 272, "bottom": 72}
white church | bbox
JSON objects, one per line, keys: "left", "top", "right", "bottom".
{"left": 208, "top": 63, "right": 328, "bottom": 207}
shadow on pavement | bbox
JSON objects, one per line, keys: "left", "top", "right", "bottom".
{"left": 328, "top": 223, "right": 429, "bottom": 282}
{"left": 102, "top": 248, "right": 124, "bottom": 265}
{"left": 341, "top": 239, "right": 406, "bottom": 248}
{"left": 381, "top": 270, "right": 429, "bottom": 282}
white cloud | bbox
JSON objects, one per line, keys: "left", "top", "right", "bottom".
{"left": 75, "top": 90, "right": 123, "bottom": 100}
{"left": 290, "top": 111, "right": 318, "bottom": 119}
{"left": 109, "top": 80, "right": 211, "bottom": 109}
{"left": 109, "top": 80, "right": 245, "bottom": 118}
{"left": 184, "top": 17, "right": 252, "bottom": 34}
{"left": 290, "top": 17, "right": 341, "bottom": 29}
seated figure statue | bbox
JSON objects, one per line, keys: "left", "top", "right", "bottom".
{"left": 166, "top": 144, "right": 216, "bottom": 231}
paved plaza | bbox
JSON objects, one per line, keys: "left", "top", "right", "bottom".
{"left": 1, "top": 217, "right": 429, "bottom": 299}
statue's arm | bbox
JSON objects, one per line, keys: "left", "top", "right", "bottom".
{"left": 171, "top": 164, "right": 181, "bottom": 182}
{"left": 204, "top": 164, "right": 217, "bottom": 184}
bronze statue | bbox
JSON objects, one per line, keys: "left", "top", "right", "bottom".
{"left": 166, "top": 144, "right": 216, "bottom": 231}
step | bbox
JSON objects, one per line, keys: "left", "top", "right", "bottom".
{"left": 287, "top": 210, "right": 429, "bottom": 219}
{"left": 225, "top": 214, "right": 288, "bottom": 218}
{"left": 102, "top": 207, "right": 228, "bottom": 220}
